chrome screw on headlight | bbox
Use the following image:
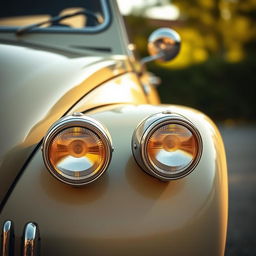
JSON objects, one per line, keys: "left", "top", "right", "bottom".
{"left": 132, "top": 112, "right": 203, "bottom": 181}
{"left": 42, "top": 113, "right": 112, "bottom": 186}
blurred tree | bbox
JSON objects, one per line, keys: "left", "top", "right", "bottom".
{"left": 122, "top": 1, "right": 256, "bottom": 121}
{"left": 172, "top": 0, "right": 256, "bottom": 62}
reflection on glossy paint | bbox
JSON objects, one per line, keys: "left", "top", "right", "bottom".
{"left": 69, "top": 73, "right": 147, "bottom": 113}
{"left": 0, "top": 104, "right": 228, "bottom": 256}
{"left": 0, "top": 43, "right": 132, "bottom": 202}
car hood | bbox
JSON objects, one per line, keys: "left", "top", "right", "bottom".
{"left": 0, "top": 43, "right": 131, "bottom": 206}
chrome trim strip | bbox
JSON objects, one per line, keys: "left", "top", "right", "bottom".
{"left": 132, "top": 112, "right": 203, "bottom": 181}
{"left": 22, "top": 222, "right": 40, "bottom": 256}
{"left": 42, "top": 113, "right": 113, "bottom": 186}
{"left": 1, "top": 220, "right": 14, "bottom": 256}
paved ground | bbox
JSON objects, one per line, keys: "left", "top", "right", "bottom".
{"left": 218, "top": 125, "right": 256, "bottom": 256}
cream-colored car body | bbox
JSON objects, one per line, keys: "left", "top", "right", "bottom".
{"left": 0, "top": 0, "right": 228, "bottom": 255}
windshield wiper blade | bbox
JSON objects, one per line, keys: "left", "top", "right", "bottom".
{"left": 16, "top": 10, "right": 100, "bottom": 36}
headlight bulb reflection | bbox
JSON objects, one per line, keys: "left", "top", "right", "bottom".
{"left": 132, "top": 112, "right": 203, "bottom": 181}
{"left": 42, "top": 115, "right": 112, "bottom": 186}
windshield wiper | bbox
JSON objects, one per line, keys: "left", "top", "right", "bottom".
{"left": 16, "top": 10, "right": 101, "bottom": 36}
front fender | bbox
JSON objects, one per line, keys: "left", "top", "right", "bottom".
{"left": 0, "top": 104, "right": 228, "bottom": 256}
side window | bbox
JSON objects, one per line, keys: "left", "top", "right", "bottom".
{"left": 0, "top": 0, "right": 108, "bottom": 32}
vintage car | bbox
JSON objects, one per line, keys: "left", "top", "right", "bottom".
{"left": 0, "top": 0, "right": 228, "bottom": 255}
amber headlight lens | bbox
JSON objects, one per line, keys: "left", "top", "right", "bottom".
{"left": 132, "top": 112, "right": 202, "bottom": 181}
{"left": 42, "top": 114, "right": 112, "bottom": 186}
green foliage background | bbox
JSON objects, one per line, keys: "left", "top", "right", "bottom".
{"left": 149, "top": 58, "right": 256, "bottom": 121}
{"left": 124, "top": 0, "right": 256, "bottom": 121}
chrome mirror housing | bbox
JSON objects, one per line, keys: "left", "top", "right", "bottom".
{"left": 142, "top": 28, "right": 181, "bottom": 64}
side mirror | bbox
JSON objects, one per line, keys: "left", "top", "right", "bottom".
{"left": 142, "top": 28, "right": 181, "bottom": 64}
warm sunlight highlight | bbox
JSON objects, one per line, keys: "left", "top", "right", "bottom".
{"left": 147, "top": 124, "right": 198, "bottom": 173}
{"left": 49, "top": 127, "right": 105, "bottom": 178}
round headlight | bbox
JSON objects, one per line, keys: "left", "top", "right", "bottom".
{"left": 42, "top": 113, "right": 112, "bottom": 186}
{"left": 132, "top": 112, "right": 202, "bottom": 181}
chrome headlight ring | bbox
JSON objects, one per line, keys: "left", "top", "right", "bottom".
{"left": 42, "top": 113, "right": 113, "bottom": 186}
{"left": 132, "top": 112, "right": 203, "bottom": 181}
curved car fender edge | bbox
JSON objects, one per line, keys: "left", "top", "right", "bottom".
{"left": 0, "top": 104, "right": 228, "bottom": 256}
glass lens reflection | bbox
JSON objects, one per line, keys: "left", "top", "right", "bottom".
{"left": 49, "top": 127, "right": 105, "bottom": 179}
{"left": 147, "top": 124, "right": 198, "bottom": 173}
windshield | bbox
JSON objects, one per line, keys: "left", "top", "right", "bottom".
{"left": 0, "top": 0, "right": 110, "bottom": 32}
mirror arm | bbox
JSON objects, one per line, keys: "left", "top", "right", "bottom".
{"left": 141, "top": 52, "right": 165, "bottom": 65}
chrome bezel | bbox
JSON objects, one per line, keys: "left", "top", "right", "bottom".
{"left": 42, "top": 114, "right": 112, "bottom": 186}
{"left": 132, "top": 112, "right": 203, "bottom": 181}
